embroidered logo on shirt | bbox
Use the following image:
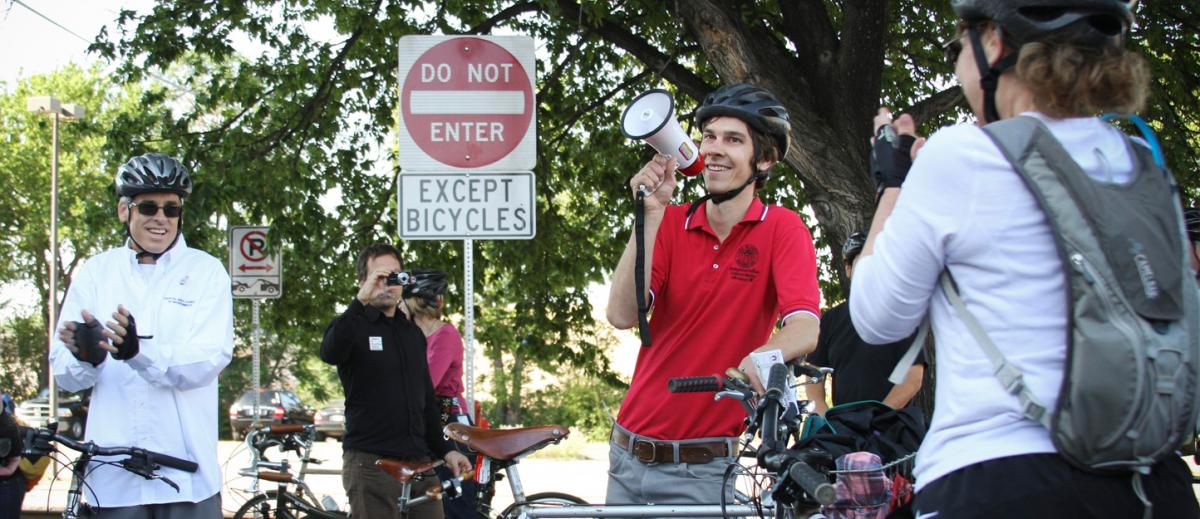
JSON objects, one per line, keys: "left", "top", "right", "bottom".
{"left": 369, "top": 336, "right": 383, "bottom": 351}
{"left": 164, "top": 297, "right": 195, "bottom": 307}
{"left": 735, "top": 245, "right": 759, "bottom": 268}
{"left": 730, "top": 244, "right": 760, "bottom": 282}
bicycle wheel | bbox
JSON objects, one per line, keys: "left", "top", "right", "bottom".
{"left": 497, "top": 492, "right": 588, "bottom": 518}
{"left": 235, "top": 490, "right": 345, "bottom": 519}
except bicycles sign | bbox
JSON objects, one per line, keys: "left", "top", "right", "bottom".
{"left": 229, "top": 226, "right": 282, "bottom": 299}
{"left": 398, "top": 35, "right": 536, "bottom": 171}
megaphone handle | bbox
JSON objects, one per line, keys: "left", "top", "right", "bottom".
{"left": 634, "top": 190, "right": 652, "bottom": 347}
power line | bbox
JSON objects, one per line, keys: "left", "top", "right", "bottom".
{"left": 11, "top": 0, "right": 93, "bottom": 45}
{"left": 9, "top": 0, "right": 196, "bottom": 97}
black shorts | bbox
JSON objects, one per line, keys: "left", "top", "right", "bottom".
{"left": 913, "top": 454, "right": 1198, "bottom": 519}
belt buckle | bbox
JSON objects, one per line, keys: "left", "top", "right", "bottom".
{"left": 632, "top": 439, "right": 659, "bottom": 463}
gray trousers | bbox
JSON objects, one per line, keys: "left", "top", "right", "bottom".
{"left": 91, "top": 492, "right": 221, "bottom": 518}
{"left": 605, "top": 433, "right": 736, "bottom": 518}
{"left": 343, "top": 449, "right": 443, "bottom": 519}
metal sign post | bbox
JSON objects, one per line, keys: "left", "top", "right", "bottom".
{"left": 463, "top": 240, "right": 475, "bottom": 421}
{"left": 252, "top": 298, "right": 261, "bottom": 425}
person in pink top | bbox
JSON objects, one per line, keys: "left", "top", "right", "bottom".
{"left": 400, "top": 268, "right": 477, "bottom": 518}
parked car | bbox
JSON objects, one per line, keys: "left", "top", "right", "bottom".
{"left": 228, "top": 388, "right": 314, "bottom": 440}
{"left": 15, "top": 388, "right": 90, "bottom": 439}
{"left": 312, "top": 399, "right": 345, "bottom": 441}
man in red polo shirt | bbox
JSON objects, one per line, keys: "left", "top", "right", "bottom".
{"left": 606, "top": 83, "right": 821, "bottom": 509}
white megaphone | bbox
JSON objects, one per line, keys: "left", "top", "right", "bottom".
{"left": 621, "top": 89, "right": 705, "bottom": 176}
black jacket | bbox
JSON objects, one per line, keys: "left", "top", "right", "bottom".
{"left": 320, "top": 298, "right": 450, "bottom": 460}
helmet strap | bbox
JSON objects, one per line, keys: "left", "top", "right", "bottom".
{"left": 968, "top": 26, "right": 1019, "bottom": 124}
{"left": 684, "top": 166, "right": 767, "bottom": 219}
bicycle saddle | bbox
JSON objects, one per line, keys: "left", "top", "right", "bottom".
{"left": 375, "top": 458, "right": 442, "bottom": 484}
{"left": 444, "top": 424, "right": 569, "bottom": 461}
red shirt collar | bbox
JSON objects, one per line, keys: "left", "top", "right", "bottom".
{"left": 683, "top": 197, "right": 769, "bottom": 232}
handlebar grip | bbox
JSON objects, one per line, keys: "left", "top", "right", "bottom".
{"left": 146, "top": 451, "right": 199, "bottom": 473}
{"left": 766, "top": 363, "right": 788, "bottom": 399}
{"left": 268, "top": 424, "right": 306, "bottom": 434}
{"left": 787, "top": 461, "right": 836, "bottom": 506}
{"left": 667, "top": 376, "right": 723, "bottom": 393}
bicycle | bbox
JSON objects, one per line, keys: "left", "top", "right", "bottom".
{"left": 20, "top": 424, "right": 199, "bottom": 518}
{"left": 233, "top": 423, "right": 339, "bottom": 514}
{"left": 447, "top": 362, "right": 837, "bottom": 518}
{"left": 232, "top": 423, "right": 472, "bottom": 518}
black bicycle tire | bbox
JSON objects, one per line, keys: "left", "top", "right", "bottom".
{"left": 234, "top": 490, "right": 346, "bottom": 519}
{"left": 496, "top": 491, "right": 588, "bottom": 518}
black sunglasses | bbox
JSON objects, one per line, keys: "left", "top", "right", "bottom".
{"left": 130, "top": 201, "right": 183, "bottom": 218}
{"left": 943, "top": 37, "right": 964, "bottom": 65}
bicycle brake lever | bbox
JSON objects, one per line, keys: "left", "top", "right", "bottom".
{"left": 159, "top": 475, "right": 180, "bottom": 493}
{"left": 122, "top": 462, "right": 179, "bottom": 492}
{"left": 714, "top": 389, "right": 746, "bottom": 402}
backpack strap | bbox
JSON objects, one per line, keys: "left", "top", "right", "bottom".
{"left": 940, "top": 270, "right": 1052, "bottom": 427}
{"left": 887, "top": 315, "right": 929, "bottom": 386}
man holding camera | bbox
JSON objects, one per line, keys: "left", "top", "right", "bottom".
{"left": 320, "top": 243, "right": 471, "bottom": 519}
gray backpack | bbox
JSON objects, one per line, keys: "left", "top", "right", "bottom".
{"left": 893, "top": 116, "right": 1200, "bottom": 478}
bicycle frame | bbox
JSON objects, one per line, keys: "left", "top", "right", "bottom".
{"left": 464, "top": 364, "right": 833, "bottom": 518}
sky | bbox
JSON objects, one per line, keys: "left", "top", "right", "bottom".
{"left": 0, "top": 1, "right": 156, "bottom": 87}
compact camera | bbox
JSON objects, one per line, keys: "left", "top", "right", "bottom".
{"left": 386, "top": 271, "right": 412, "bottom": 286}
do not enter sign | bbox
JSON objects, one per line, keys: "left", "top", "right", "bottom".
{"left": 398, "top": 36, "right": 536, "bottom": 171}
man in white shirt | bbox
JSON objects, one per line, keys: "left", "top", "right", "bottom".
{"left": 51, "top": 152, "right": 234, "bottom": 517}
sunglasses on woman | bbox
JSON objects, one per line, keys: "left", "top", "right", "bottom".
{"left": 130, "top": 201, "right": 184, "bottom": 218}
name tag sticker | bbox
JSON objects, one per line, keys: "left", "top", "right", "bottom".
{"left": 369, "top": 336, "right": 383, "bottom": 351}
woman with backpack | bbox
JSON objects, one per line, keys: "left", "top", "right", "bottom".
{"left": 848, "top": 1, "right": 1199, "bottom": 517}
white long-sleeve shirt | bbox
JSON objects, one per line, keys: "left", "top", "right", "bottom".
{"left": 50, "top": 235, "right": 233, "bottom": 507}
{"left": 849, "top": 113, "right": 1135, "bottom": 489}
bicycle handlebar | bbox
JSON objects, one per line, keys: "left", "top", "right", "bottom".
{"left": 667, "top": 375, "right": 724, "bottom": 393}
{"left": 787, "top": 460, "right": 836, "bottom": 506}
{"left": 22, "top": 426, "right": 199, "bottom": 472}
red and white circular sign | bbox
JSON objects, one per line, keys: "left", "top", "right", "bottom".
{"left": 401, "top": 37, "right": 534, "bottom": 168}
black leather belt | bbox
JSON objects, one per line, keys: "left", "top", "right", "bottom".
{"left": 611, "top": 427, "right": 730, "bottom": 464}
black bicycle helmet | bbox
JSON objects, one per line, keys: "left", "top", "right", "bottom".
{"left": 952, "top": 0, "right": 1132, "bottom": 123}
{"left": 952, "top": 0, "right": 1132, "bottom": 48}
{"left": 1185, "top": 207, "right": 1200, "bottom": 243}
{"left": 842, "top": 232, "right": 868, "bottom": 265}
{"left": 403, "top": 268, "right": 449, "bottom": 309}
{"left": 696, "top": 83, "right": 790, "bottom": 158}
{"left": 114, "top": 152, "right": 193, "bottom": 198}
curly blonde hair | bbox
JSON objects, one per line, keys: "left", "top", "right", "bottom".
{"left": 1013, "top": 39, "right": 1149, "bottom": 118}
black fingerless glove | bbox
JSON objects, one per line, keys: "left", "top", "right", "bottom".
{"left": 114, "top": 313, "right": 142, "bottom": 361}
{"left": 871, "top": 125, "right": 917, "bottom": 198}
{"left": 71, "top": 320, "right": 109, "bottom": 367}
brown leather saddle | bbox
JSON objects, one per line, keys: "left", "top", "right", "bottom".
{"left": 444, "top": 423, "right": 569, "bottom": 461}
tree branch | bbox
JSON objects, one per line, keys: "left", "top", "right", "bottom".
{"left": 555, "top": 0, "right": 710, "bottom": 102}
{"left": 545, "top": 70, "right": 652, "bottom": 150}
{"left": 467, "top": 2, "right": 539, "bottom": 34}
{"left": 780, "top": 0, "right": 837, "bottom": 79}
{"left": 905, "top": 86, "right": 966, "bottom": 127}
{"left": 836, "top": 1, "right": 889, "bottom": 137}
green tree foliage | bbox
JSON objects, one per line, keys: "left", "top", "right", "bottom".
{"left": 0, "top": 64, "right": 167, "bottom": 395}
{"left": 4, "top": 1, "right": 1192, "bottom": 425}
